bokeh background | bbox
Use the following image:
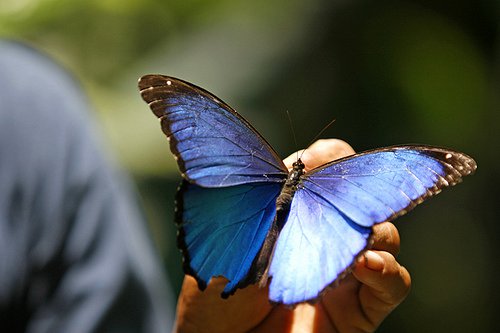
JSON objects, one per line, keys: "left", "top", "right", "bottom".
{"left": 1, "top": 0, "right": 497, "bottom": 331}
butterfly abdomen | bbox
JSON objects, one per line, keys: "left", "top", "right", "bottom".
{"left": 249, "top": 159, "right": 307, "bottom": 288}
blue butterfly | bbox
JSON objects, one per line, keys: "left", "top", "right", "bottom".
{"left": 138, "top": 75, "right": 477, "bottom": 305}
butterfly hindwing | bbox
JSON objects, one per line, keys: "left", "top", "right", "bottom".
{"left": 139, "top": 75, "right": 288, "bottom": 187}
{"left": 268, "top": 146, "right": 476, "bottom": 304}
{"left": 269, "top": 188, "right": 372, "bottom": 304}
{"left": 177, "top": 180, "right": 282, "bottom": 295}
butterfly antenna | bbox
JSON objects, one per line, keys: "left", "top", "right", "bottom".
{"left": 286, "top": 110, "right": 299, "bottom": 161}
{"left": 299, "top": 118, "right": 337, "bottom": 159}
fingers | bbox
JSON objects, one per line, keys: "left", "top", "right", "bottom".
{"left": 354, "top": 250, "right": 411, "bottom": 307}
{"left": 350, "top": 222, "right": 410, "bottom": 327}
{"left": 283, "top": 139, "right": 355, "bottom": 171}
{"left": 352, "top": 250, "right": 411, "bottom": 328}
{"left": 360, "top": 222, "right": 407, "bottom": 300}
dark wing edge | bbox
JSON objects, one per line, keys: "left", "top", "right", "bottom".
{"left": 174, "top": 180, "right": 205, "bottom": 289}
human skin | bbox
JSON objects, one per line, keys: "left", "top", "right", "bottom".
{"left": 174, "top": 139, "right": 411, "bottom": 333}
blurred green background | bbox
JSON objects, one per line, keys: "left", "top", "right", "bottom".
{"left": 1, "top": 0, "right": 497, "bottom": 331}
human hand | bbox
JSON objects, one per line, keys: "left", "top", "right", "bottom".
{"left": 174, "top": 139, "right": 411, "bottom": 333}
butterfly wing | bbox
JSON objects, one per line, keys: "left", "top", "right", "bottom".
{"left": 139, "top": 75, "right": 288, "bottom": 295}
{"left": 269, "top": 146, "right": 476, "bottom": 305}
{"left": 269, "top": 188, "right": 372, "bottom": 304}
{"left": 139, "top": 75, "right": 288, "bottom": 186}
{"left": 177, "top": 180, "right": 282, "bottom": 295}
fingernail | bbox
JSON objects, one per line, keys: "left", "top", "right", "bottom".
{"left": 363, "top": 250, "right": 385, "bottom": 271}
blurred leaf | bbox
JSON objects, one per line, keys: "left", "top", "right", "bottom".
{"left": 361, "top": 5, "right": 488, "bottom": 149}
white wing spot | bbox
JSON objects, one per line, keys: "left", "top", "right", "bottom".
{"left": 445, "top": 153, "right": 452, "bottom": 159}
{"left": 167, "top": 80, "right": 172, "bottom": 86}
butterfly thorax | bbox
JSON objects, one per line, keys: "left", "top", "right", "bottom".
{"left": 275, "top": 159, "right": 305, "bottom": 217}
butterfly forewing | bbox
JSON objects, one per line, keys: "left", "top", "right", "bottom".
{"left": 139, "top": 75, "right": 288, "bottom": 187}
{"left": 302, "top": 145, "right": 476, "bottom": 226}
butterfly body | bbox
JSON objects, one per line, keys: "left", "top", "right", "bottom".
{"left": 278, "top": 159, "right": 306, "bottom": 204}
{"left": 139, "top": 74, "right": 477, "bottom": 305}
{"left": 248, "top": 158, "right": 307, "bottom": 289}
{"left": 274, "top": 159, "right": 306, "bottom": 230}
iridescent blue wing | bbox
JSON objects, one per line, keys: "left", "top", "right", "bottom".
{"left": 139, "top": 75, "right": 288, "bottom": 186}
{"left": 139, "top": 75, "right": 288, "bottom": 295}
{"left": 269, "top": 146, "right": 476, "bottom": 305}
{"left": 177, "top": 181, "right": 282, "bottom": 295}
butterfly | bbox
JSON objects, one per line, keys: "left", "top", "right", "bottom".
{"left": 138, "top": 74, "right": 477, "bottom": 305}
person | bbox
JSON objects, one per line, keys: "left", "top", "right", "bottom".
{"left": 173, "top": 139, "right": 411, "bottom": 333}
{"left": 0, "top": 40, "right": 174, "bottom": 332}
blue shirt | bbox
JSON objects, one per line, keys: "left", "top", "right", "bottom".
{"left": 0, "top": 40, "right": 173, "bottom": 332}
